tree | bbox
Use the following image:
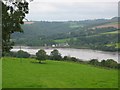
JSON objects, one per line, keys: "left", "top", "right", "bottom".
{"left": 105, "top": 59, "right": 118, "bottom": 68}
{"left": 16, "top": 50, "right": 30, "bottom": 58}
{"left": 36, "top": 49, "right": 47, "bottom": 63}
{"left": 50, "top": 49, "right": 62, "bottom": 60}
{"left": 63, "top": 56, "right": 70, "bottom": 61}
{"left": 89, "top": 59, "right": 100, "bottom": 66}
{"left": 2, "top": 0, "right": 30, "bottom": 56}
{"left": 70, "top": 57, "right": 78, "bottom": 62}
{"left": 100, "top": 60, "right": 106, "bottom": 66}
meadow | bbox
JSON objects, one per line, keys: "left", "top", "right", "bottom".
{"left": 2, "top": 57, "right": 118, "bottom": 88}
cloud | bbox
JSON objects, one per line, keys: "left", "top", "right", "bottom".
{"left": 30, "top": 0, "right": 119, "bottom": 2}
{"left": 29, "top": 2, "right": 57, "bottom": 13}
{"left": 26, "top": 1, "right": 118, "bottom": 21}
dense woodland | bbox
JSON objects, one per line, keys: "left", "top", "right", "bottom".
{"left": 12, "top": 17, "right": 120, "bottom": 52}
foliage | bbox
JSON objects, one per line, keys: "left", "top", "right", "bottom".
{"left": 70, "top": 57, "right": 78, "bottom": 62}
{"left": 63, "top": 56, "right": 71, "bottom": 61}
{"left": 36, "top": 49, "right": 47, "bottom": 63}
{"left": 100, "top": 60, "right": 106, "bottom": 67}
{"left": 16, "top": 50, "right": 30, "bottom": 58}
{"left": 89, "top": 59, "right": 100, "bottom": 66}
{"left": 50, "top": 49, "right": 62, "bottom": 60}
{"left": 102, "top": 59, "right": 118, "bottom": 68}
{"left": 89, "top": 59, "right": 118, "bottom": 69}
{"left": 2, "top": 0, "right": 29, "bottom": 55}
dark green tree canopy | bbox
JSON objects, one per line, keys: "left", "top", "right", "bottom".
{"left": 16, "top": 50, "right": 30, "bottom": 58}
{"left": 2, "top": 0, "right": 31, "bottom": 55}
{"left": 50, "top": 49, "right": 61, "bottom": 56}
{"left": 36, "top": 49, "right": 47, "bottom": 63}
{"left": 50, "top": 49, "right": 62, "bottom": 60}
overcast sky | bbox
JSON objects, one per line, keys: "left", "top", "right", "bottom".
{"left": 26, "top": 0, "right": 119, "bottom": 21}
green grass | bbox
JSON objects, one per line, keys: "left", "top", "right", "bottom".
{"left": 54, "top": 38, "right": 77, "bottom": 43}
{"left": 101, "top": 31, "right": 119, "bottom": 35}
{"left": 106, "top": 43, "right": 120, "bottom": 48}
{"left": 3, "top": 57, "right": 118, "bottom": 88}
{"left": 107, "top": 22, "right": 120, "bottom": 25}
{"left": 54, "top": 38, "right": 70, "bottom": 43}
{"left": 87, "top": 30, "right": 119, "bottom": 38}
{"left": 69, "top": 25, "right": 83, "bottom": 28}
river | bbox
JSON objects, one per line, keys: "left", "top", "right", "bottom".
{"left": 11, "top": 46, "right": 119, "bottom": 62}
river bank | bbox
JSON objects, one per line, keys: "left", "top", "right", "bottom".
{"left": 11, "top": 46, "right": 119, "bottom": 62}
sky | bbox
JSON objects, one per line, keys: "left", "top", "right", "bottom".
{"left": 26, "top": 0, "right": 119, "bottom": 21}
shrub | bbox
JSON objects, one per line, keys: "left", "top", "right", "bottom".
{"left": 16, "top": 50, "right": 30, "bottom": 58}
{"left": 89, "top": 59, "right": 100, "bottom": 66}
{"left": 104, "top": 59, "right": 118, "bottom": 68}
{"left": 63, "top": 56, "right": 71, "bottom": 61}
{"left": 50, "top": 49, "right": 62, "bottom": 60}
{"left": 36, "top": 49, "right": 47, "bottom": 63}
{"left": 100, "top": 60, "right": 106, "bottom": 66}
{"left": 70, "top": 57, "right": 78, "bottom": 62}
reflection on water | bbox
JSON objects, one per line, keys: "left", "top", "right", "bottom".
{"left": 11, "top": 46, "right": 119, "bottom": 62}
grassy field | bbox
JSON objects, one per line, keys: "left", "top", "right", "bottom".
{"left": 54, "top": 38, "right": 70, "bottom": 43}
{"left": 54, "top": 38, "right": 77, "bottom": 43}
{"left": 106, "top": 43, "right": 120, "bottom": 49}
{"left": 94, "top": 22, "right": 119, "bottom": 29}
{"left": 2, "top": 57, "right": 118, "bottom": 88}
{"left": 101, "top": 31, "right": 119, "bottom": 35}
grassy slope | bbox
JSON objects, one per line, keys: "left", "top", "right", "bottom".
{"left": 54, "top": 38, "right": 77, "bottom": 43}
{"left": 3, "top": 57, "right": 118, "bottom": 88}
{"left": 93, "top": 22, "right": 119, "bottom": 29}
{"left": 54, "top": 38, "right": 70, "bottom": 43}
{"left": 101, "top": 31, "right": 119, "bottom": 35}
{"left": 106, "top": 43, "right": 120, "bottom": 48}
{"left": 87, "top": 31, "right": 119, "bottom": 38}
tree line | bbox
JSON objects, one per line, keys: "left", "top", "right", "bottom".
{"left": 6, "top": 49, "right": 120, "bottom": 69}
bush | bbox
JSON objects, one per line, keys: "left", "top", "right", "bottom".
{"left": 36, "top": 49, "right": 47, "bottom": 63}
{"left": 89, "top": 59, "right": 100, "bottom": 66}
{"left": 63, "top": 56, "right": 71, "bottom": 61}
{"left": 100, "top": 60, "right": 106, "bottom": 66}
{"left": 2, "top": 52, "right": 11, "bottom": 57}
{"left": 104, "top": 59, "right": 118, "bottom": 68}
{"left": 16, "top": 50, "right": 30, "bottom": 58}
{"left": 70, "top": 57, "right": 78, "bottom": 62}
{"left": 10, "top": 52, "right": 18, "bottom": 57}
{"left": 50, "top": 49, "right": 62, "bottom": 60}
{"left": 118, "top": 64, "right": 120, "bottom": 69}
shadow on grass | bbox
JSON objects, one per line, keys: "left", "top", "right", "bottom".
{"left": 30, "top": 61, "right": 46, "bottom": 64}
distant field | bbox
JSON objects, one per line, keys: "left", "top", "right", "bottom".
{"left": 101, "top": 31, "right": 119, "bottom": 35}
{"left": 54, "top": 38, "right": 77, "bottom": 43}
{"left": 106, "top": 43, "right": 120, "bottom": 48}
{"left": 2, "top": 57, "right": 118, "bottom": 88}
{"left": 87, "top": 30, "right": 119, "bottom": 38}
{"left": 93, "top": 22, "right": 119, "bottom": 29}
{"left": 54, "top": 38, "right": 70, "bottom": 43}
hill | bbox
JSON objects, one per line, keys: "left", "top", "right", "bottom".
{"left": 11, "top": 17, "right": 119, "bottom": 51}
{"left": 2, "top": 57, "right": 118, "bottom": 88}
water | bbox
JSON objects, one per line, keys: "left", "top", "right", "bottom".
{"left": 11, "top": 46, "right": 119, "bottom": 62}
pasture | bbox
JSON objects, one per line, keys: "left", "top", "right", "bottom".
{"left": 2, "top": 57, "right": 118, "bottom": 88}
